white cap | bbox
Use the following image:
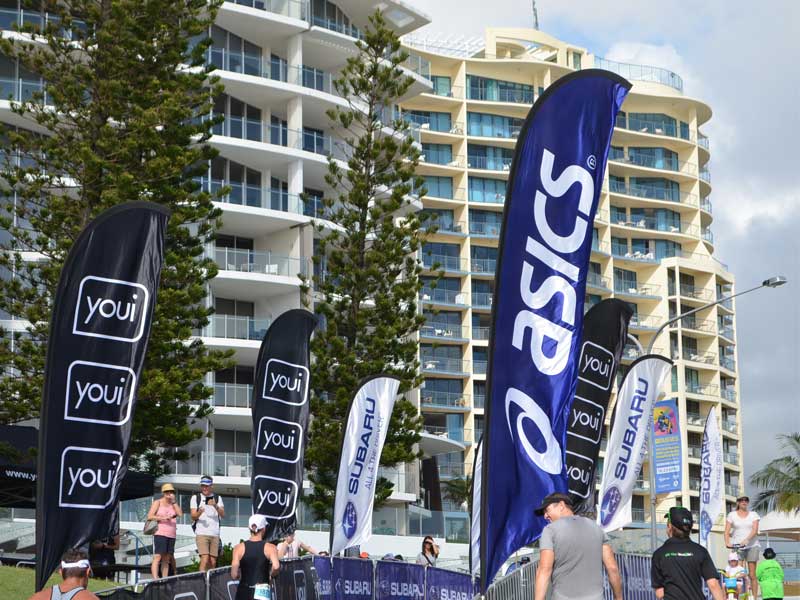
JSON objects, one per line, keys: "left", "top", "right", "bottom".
{"left": 728, "top": 552, "right": 740, "bottom": 561}
{"left": 249, "top": 514, "right": 267, "bottom": 532}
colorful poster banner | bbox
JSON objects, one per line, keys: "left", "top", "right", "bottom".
{"left": 652, "top": 399, "right": 682, "bottom": 494}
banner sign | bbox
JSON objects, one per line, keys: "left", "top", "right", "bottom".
{"left": 700, "top": 406, "right": 724, "bottom": 546}
{"left": 566, "top": 299, "right": 632, "bottom": 514}
{"left": 314, "top": 556, "right": 333, "bottom": 600}
{"left": 481, "top": 69, "right": 630, "bottom": 588}
{"left": 276, "top": 557, "right": 320, "bottom": 600}
{"left": 35, "top": 202, "right": 169, "bottom": 590}
{"left": 426, "top": 566, "right": 474, "bottom": 600}
{"left": 469, "top": 437, "right": 482, "bottom": 577}
{"left": 251, "top": 309, "right": 317, "bottom": 541}
{"left": 330, "top": 376, "right": 400, "bottom": 555}
{"left": 597, "top": 356, "right": 671, "bottom": 532}
{"left": 141, "top": 572, "right": 206, "bottom": 600}
{"left": 332, "top": 556, "right": 373, "bottom": 600}
{"left": 208, "top": 567, "right": 239, "bottom": 600}
{"left": 376, "top": 560, "right": 425, "bottom": 600}
{"left": 652, "top": 398, "right": 682, "bottom": 494}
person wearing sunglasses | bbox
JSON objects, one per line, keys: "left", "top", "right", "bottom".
{"left": 416, "top": 536, "right": 439, "bottom": 567}
{"left": 146, "top": 483, "right": 183, "bottom": 579}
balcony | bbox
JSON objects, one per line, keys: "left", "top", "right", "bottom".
{"left": 724, "top": 452, "right": 740, "bottom": 465}
{"left": 472, "top": 292, "right": 493, "bottom": 309}
{"left": 213, "top": 120, "right": 347, "bottom": 161}
{"left": 402, "top": 52, "right": 431, "bottom": 80}
{"left": 467, "top": 155, "right": 512, "bottom": 172}
{"left": 629, "top": 314, "right": 659, "bottom": 330}
{"left": 634, "top": 477, "right": 650, "bottom": 491}
{"left": 688, "top": 446, "right": 702, "bottom": 459}
{"left": 228, "top": 0, "right": 307, "bottom": 20}
{"left": 0, "top": 76, "right": 49, "bottom": 105}
{"left": 611, "top": 245, "right": 657, "bottom": 263}
{"left": 689, "top": 477, "right": 701, "bottom": 491}
{"left": 421, "top": 253, "right": 469, "bottom": 274}
{"left": 722, "top": 419, "right": 738, "bottom": 434}
{"left": 609, "top": 151, "right": 697, "bottom": 176}
{"left": 473, "top": 360, "right": 487, "bottom": 375}
{"left": 197, "top": 314, "right": 271, "bottom": 341}
{"left": 420, "top": 390, "right": 471, "bottom": 410}
{"left": 682, "top": 351, "right": 717, "bottom": 366}
{"left": 595, "top": 57, "right": 683, "bottom": 93}
{"left": 213, "top": 247, "right": 309, "bottom": 278}
{"left": 720, "top": 356, "right": 736, "bottom": 371}
{"left": 402, "top": 113, "right": 464, "bottom": 135}
{"left": 702, "top": 228, "right": 714, "bottom": 244}
{"left": 474, "top": 394, "right": 485, "bottom": 409}
{"left": 612, "top": 215, "right": 698, "bottom": 237}
{"left": 721, "top": 388, "right": 737, "bottom": 403}
{"left": 678, "top": 284, "right": 714, "bottom": 302}
{"left": 469, "top": 222, "right": 501, "bottom": 238}
{"left": 615, "top": 114, "right": 694, "bottom": 142}
{"left": 725, "top": 484, "right": 740, "bottom": 497}
{"left": 170, "top": 451, "right": 252, "bottom": 478}
{"left": 698, "top": 133, "right": 710, "bottom": 150}
{"left": 470, "top": 257, "right": 496, "bottom": 275}
{"left": 0, "top": 7, "right": 87, "bottom": 39}
{"left": 420, "top": 322, "right": 469, "bottom": 342}
{"left": 675, "top": 317, "right": 716, "bottom": 334}
{"left": 719, "top": 325, "right": 735, "bottom": 340}
{"left": 423, "top": 425, "right": 472, "bottom": 444}
{"left": 700, "top": 169, "right": 711, "bottom": 183}
{"left": 310, "top": 15, "right": 363, "bottom": 39}
{"left": 700, "top": 197, "right": 713, "bottom": 213}
{"left": 428, "top": 85, "right": 464, "bottom": 100}
{"left": 421, "top": 357, "right": 470, "bottom": 376}
{"left": 469, "top": 191, "right": 506, "bottom": 205}
{"left": 687, "top": 412, "right": 704, "bottom": 427}
{"left": 425, "top": 221, "right": 466, "bottom": 236}
{"left": 467, "top": 87, "right": 533, "bottom": 104}
{"left": 472, "top": 326, "right": 490, "bottom": 341}
{"left": 587, "top": 272, "right": 611, "bottom": 290}
{"left": 420, "top": 288, "right": 468, "bottom": 307}
{"left": 614, "top": 282, "right": 661, "bottom": 298}
{"left": 686, "top": 383, "right": 719, "bottom": 398}
{"left": 438, "top": 463, "right": 466, "bottom": 479}
{"left": 420, "top": 152, "right": 464, "bottom": 168}
{"left": 210, "top": 383, "right": 253, "bottom": 409}
{"left": 608, "top": 180, "right": 697, "bottom": 206}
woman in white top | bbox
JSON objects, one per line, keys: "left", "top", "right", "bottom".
{"left": 724, "top": 495, "right": 760, "bottom": 598}
{"left": 276, "top": 529, "right": 318, "bottom": 559}
{"left": 416, "top": 536, "right": 439, "bottom": 567}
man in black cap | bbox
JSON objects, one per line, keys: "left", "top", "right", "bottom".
{"left": 651, "top": 506, "right": 726, "bottom": 600}
{"left": 533, "top": 492, "right": 622, "bottom": 600}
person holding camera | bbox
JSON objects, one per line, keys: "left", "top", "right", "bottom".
{"left": 190, "top": 475, "right": 225, "bottom": 572}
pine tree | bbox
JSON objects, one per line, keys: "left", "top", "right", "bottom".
{"left": 0, "top": 0, "right": 231, "bottom": 473}
{"left": 301, "top": 11, "right": 433, "bottom": 520}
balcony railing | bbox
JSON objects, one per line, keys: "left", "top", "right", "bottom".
{"left": 615, "top": 115, "right": 694, "bottom": 142}
{"left": 587, "top": 272, "right": 611, "bottom": 290}
{"left": 473, "top": 360, "right": 487, "bottom": 375}
{"left": 421, "top": 357, "right": 470, "bottom": 375}
{"left": 678, "top": 284, "right": 714, "bottom": 302}
{"left": 702, "top": 228, "right": 714, "bottom": 244}
{"left": 473, "top": 326, "right": 490, "bottom": 341}
{"left": 429, "top": 85, "right": 464, "bottom": 99}
{"left": 689, "top": 477, "right": 701, "bottom": 491}
{"left": 688, "top": 446, "right": 702, "bottom": 459}
{"left": 611, "top": 245, "right": 657, "bottom": 263}
{"left": 470, "top": 258, "right": 496, "bottom": 274}
{"left": 213, "top": 247, "right": 309, "bottom": 278}
{"left": 722, "top": 419, "right": 738, "bottom": 434}
{"left": 229, "top": 0, "right": 307, "bottom": 20}
{"left": 420, "top": 152, "right": 463, "bottom": 167}
{"left": 629, "top": 314, "right": 659, "bottom": 329}
{"left": 700, "top": 197, "right": 713, "bottom": 213}
{"left": 698, "top": 133, "right": 710, "bottom": 150}
{"left": 675, "top": 317, "right": 716, "bottom": 333}
{"left": 402, "top": 52, "right": 431, "bottom": 80}
{"left": 614, "top": 282, "right": 660, "bottom": 297}
{"left": 700, "top": 168, "right": 711, "bottom": 183}
{"left": 612, "top": 215, "right": 698, "bottom": 237}
{"left": 310, "top": 15, "right": 362, "bottom": 39}
{"left": 210, "top": 383, "right": 253, "bottom": 409}
{"left": 467, "top": 155, "right": 512, "bottom": 172}
{"left": 719, "top": 325, "right": 735, "bottom": 340}
{"left": 724, "top": 452, "right": 740, "bottom": 465}
{"left": 595, "top": 57, "right": 684, "bottom": 93}
{"left": 472, "top": 292, "right": 493, "bottom": 309}
{"left": 682, "top": 351, "right": 717, "bottom": 366}
{"left": 608, "top": 180, "right": 697, "bottom": 205}
{"left": 421, "top": 253, "right": 468, "bottom": 273}
{"left": 420, "top": 390, "right": 471, "bottom": 409}
{"left": 0, "top": 7, "right": 87, "bottom": 39}
{"left": 420, "top": 322, "right": 468, "bottom": 341}
{"left": 721, "top": 388, "right": 737, "bottom": 403}
{"left": 467, "top": 87, "right": 534, "bottom": 104}
{"left": 197, "top": 314, "right": 271, "bottom": 341}
{"left": 686, "top": 413, "right": 703, "bottom": 426}
{"left": 420, "top": 288, "right": 468, "bottom": 306}
{"left": 720, "top": 356, "right": 736, "bottom": 371}
{"left": 725, "top": 484, "right": 740, "bottom": 497}
{"left": 469, "top": 222, "right": 501, "bottom": 237}
{"left": 423, "top": 425, "right": 472, "bottom": 444}
{"left": 609, "top": 151, "right": 697, "bottom": 176}
{"left": 468, "top": 191, "right": 506, "bottom": 205}
{"left": 686, "top": 383, "right": 719, "bottom": 397}
{"left": 474, "top": 394, "right": 485, "bottom": 409}
{"left": 425, "top": 221, "right": 466, "bottom": 236}
{"left": 402, "top": 113, "right": 464, "bottom": 135}
{"left": 438, "top": 463, "right": 466, "bottom": 478}
{"left": 0, "top": 76, "right": 49, "bottom": 105}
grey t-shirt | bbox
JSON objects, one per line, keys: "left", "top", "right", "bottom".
{"left": 539, "top": 515, "right": 609, "bottom": 600}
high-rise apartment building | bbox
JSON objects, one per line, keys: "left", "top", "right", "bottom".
{"left": 401, "top": 27, "right": 742, "bottom": 547}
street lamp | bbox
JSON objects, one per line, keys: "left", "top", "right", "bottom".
{"left": 643, "top": 275, "right": 787, "bottom": 551}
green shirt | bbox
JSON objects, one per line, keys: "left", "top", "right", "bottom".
{"left": 756, "top": 558, "right": 784, "bottom": 598}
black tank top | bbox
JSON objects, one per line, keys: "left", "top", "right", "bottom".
{"left": 235, "top": 539, "right": 269, "bottom": 600}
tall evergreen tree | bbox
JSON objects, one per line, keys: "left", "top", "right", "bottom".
{"left": 0, "top": 0, "right": 231, "bottom": 473}
{"left": 302, "top": 11, "right": 433, "bottom": 520}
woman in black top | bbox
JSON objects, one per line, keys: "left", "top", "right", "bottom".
{"left": 231, "top": 515, "right": 280, "bottom": 600}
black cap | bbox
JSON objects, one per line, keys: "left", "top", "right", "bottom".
{"left": 763, "top": 548, "right": 776, "bottom": 560}
{"left": 665, "top": 506, "right": 693, "bottom": 531}
{"left": 534, "top": 493, "right": 574, "bottom": 516}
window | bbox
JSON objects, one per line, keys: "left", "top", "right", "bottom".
{"left": 627, "top": 113, "right": 677, "bottom": 137}
{"left": 423, "top": 176, "right": 453, "bottom": 199}
{"left": 572, "top": 52, "right": 582, "bottom": 70}
{"left": 609, "top": 174, "right": 626, "bottom": 193}
{"left": 468, "top": 144, "right": 513, "bottom": 171}
{"left": 628, "top": 147, "right": 678, "bottom": 171}
{"left": 610, "top": 205, "right": 626, "bottom": 223}
{"left": 421, "top": 343, "right": 461, "bottom": 360}
{"left": 199, "top": 157, "right": 261, "bottom": 207}
{"left": 610, "top": 145, "right": 625, "bottom": 160}
{"left": 214, "top": 298, "right": 254, "bottom": 317}
{"left": 467, "top": 112, "right": 523, "bottom": 139}
{"left": 469, "top": 209, "right": 502, "bottom": 236}
{"left": 209, "top": 26, "right": 262, "bottom": 75}
{"left": 629, "top": 177, "right": 680, "bottom": 202}
{"left": 466, "top": 75, "right": 533, "bottom": 103}
{"left": 422, "top": 143, "right": 452, "bottom": 165}
{"left": 468, "top": 177, "right": 506, "bottom": 203}
{"left": 270, "top": 54, "right": 287, "bottom": 80}
{"left": 614, "top": 268, "right": 637, "bottom": 292}
{"left": 422, "top": 208, "right": 455, "bottom": 231}
{"left": 424, "top": 310, "right": 461, "bottom": 326}
{"left": 431, "top": 75, "right": 452, "bottom": 96}
{"left": 611, "top": 236, "right": 628, "bottom": 256}
{"left": 402, "top": 110, "right": 451, "bottom": 132}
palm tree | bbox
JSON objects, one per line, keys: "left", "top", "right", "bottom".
{"left": 443, "top": 475, "right": 473, "bottom": 512}
{"left": 749, "top": 433, "right": 800, "bottom": 513}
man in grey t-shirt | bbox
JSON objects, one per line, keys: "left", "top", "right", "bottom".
{"left": 534, "top": 493, "right": 622, "bottom": 600}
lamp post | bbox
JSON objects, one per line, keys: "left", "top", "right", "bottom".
{"left": 642, "top": 275, "right": 787, "bottom": 552}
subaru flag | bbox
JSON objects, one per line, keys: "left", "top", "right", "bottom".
{"left": 330, "top": 375, "right": 400, "bottom": 556}
{"left": 566, "top": 299, "right": 632, "bottom": 514}
{"left": 481, "top": 69, "right": 630, "bottom": 588}
{"left": 700, "top": 406, "right": 724, "bottom": 547}
{"left": 652, "top": 398, "right": 682, "bottom": 494}
{"left": 597, "top": 356, "right": 671, "bottom": 532}
{"left": 251, "top": 309, "right": 317, "bottom": 541}
{"left": 35, "top": 202, "right": 169, "bottom": 590}
{"left": 469, "top": 437, "right": 482, "bottom": 577}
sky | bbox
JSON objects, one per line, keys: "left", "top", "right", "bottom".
{"left": 408, "top": 0, "right": 800, "bottom": 492}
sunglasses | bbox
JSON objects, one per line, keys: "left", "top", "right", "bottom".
{"left": 164, "top": 490, "right": 175, "bottom": 494}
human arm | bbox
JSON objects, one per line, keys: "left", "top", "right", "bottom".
{"left": 215, "top": 495, "right": 225, "bottom": 519}
{"left": 602, "top": 544, "right": 623, "bottom": 600}
{"left": 190, "top": 494, "right": 203, "bottom": 520}
{"left": 534, "top": 548, "right": 554, "bottom": 600}
{"left": 724, "top": 517, "right": 731, "bottom": 547}
{"left": 146, "top": 500, "right": 160, "bottom": 521}
{"left": 706, "top": 578, "right": 726, "bottom": 600}
{"left": 230, "top": 543, "right": 243, "bottom": 580}
{"left": 300, "top": 540, "right": 318, "bottom": 555}
{"left": 266, "top": 543, "right": 281, "bottom": 577}
{"left": 172, "top": 501, "right": 183, "bottom": 519}
{"left": 702, "top": 548, "right": 725, "bottom": 600}
{"left": 276, "top": 542, "right": 287, "bottom": 559}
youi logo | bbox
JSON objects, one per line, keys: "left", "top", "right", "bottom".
{"left": 262, "top": 358, "right": 309, "bottom": 406}
{"left": 577, "top": 342, "right": 615, "bottom": 390}
{"left": 256, "top": 416, "right": 302, "bottom": 463}
{"left": 72, "top": 276, "right": 150, "bottom": 342}
{"left": 64, "top": 360, "right": 136, "bottom": 426}
{"left": 59, "top": 446, "right": 122, "bottom": 509}
{"left": 342, "top": 501, "right": 358, "bottom": 539}
{"left": 253, "top": 475, "right": 298, "bottom": 519}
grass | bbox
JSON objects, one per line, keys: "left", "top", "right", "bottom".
{"left": 1, "top": 565, "right": 120, "bottom": 600}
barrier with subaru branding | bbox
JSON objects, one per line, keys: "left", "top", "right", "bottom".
{"left": 275, "top": 556, "right": 320, "bottom": 600}
{"left": 314, "top": 555, "right": 333, "bottom": 600}
{"left": 333, "top": 556, "right": 374, "bottom": 600}
{"left": 425, "top": 566, "right": 473, "bottom": 600}
{"left": 376, "top": 559, "right": 425, "bottom": 599}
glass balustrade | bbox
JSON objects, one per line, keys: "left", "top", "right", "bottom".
{"left": 213, "top": 247, "right": 309, "bottom": 277}
{"left": 473, "top": 360, "right": 487, "bottom": 375}
{"left": 472, "top": 326, "right": 490, "bottom": 340}
{"left": 420, "top": 288, "right": 468, "bottom": 306}
{"left": 211, "top": 383, "right": 253, "bottom": 408}
{"left": 229, "top": 0, "right": 307, "bottom": 20}
{"left": 608, "top": 180, "right": 697, "bottom": 205}
{"left": 614, "top": 282, "right": 660, "bottom": 297}
{"left": 198, "top": 314, "right": 271, "bottom": 341}
{"left": 420, "top": 357, "right": 470, "bottom": 375}
{"left": 421, "top": 253, "right": 468, "bottom": 272}
{"left": 467, "top": 155, "right": 512, "bottom": 171}
{"left": 595, "top": 57, "right": 683, "bottom": 93}
{"left": 610, "top": 151, "right": 698, "bottom": 176}
{"left": 420, "top": 322, "right": 468, "bottom": 340}
{"left": 470, "top": 258, "right": 496, "bottom": 274}
{"left": 472, "top": 292, "right": 493, "bottom": 309}
{"left": 587, "top": 273, "right": 611, "bottom": 289}
{"left": 468, "top": 222, "right": 501, "bottom": 237}
{"left": 420, "top": 390, "right": 471, "bottom": 409}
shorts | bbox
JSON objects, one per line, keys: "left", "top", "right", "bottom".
{"left": 196, "top": 534, "right": 220, "bottom": 557}
{"left": 737, "top": 546, "right": 760, "bottom": 563}
{"left": 154, "top": 535, "right": 176, "bottom": 555}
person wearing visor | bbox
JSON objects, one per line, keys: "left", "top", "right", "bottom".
{"left": 533, "top": 492, "right": 622, "bottom": 600}
{"left": 190, "top": 475, "right": 225, "bottom": 572}
{"left": 651, "top": 506, "right": 725, "bottom": 600}
{"left": 27, "top": 548, "right": 98, "bottom": 600}
{"left": 725, "top": 495, "right": 761, "bottom": 599}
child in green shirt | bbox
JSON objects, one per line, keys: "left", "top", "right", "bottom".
{"left": 756, "top": 548, "right": 785, "bottom": 600}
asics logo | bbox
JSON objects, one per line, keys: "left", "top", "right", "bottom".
{"left": 505, "top": 388, "right": 562, "bottom": 474}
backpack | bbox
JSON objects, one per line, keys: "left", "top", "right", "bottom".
{"left": 191, "top": 493, "right": 202, "bottom": 533}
